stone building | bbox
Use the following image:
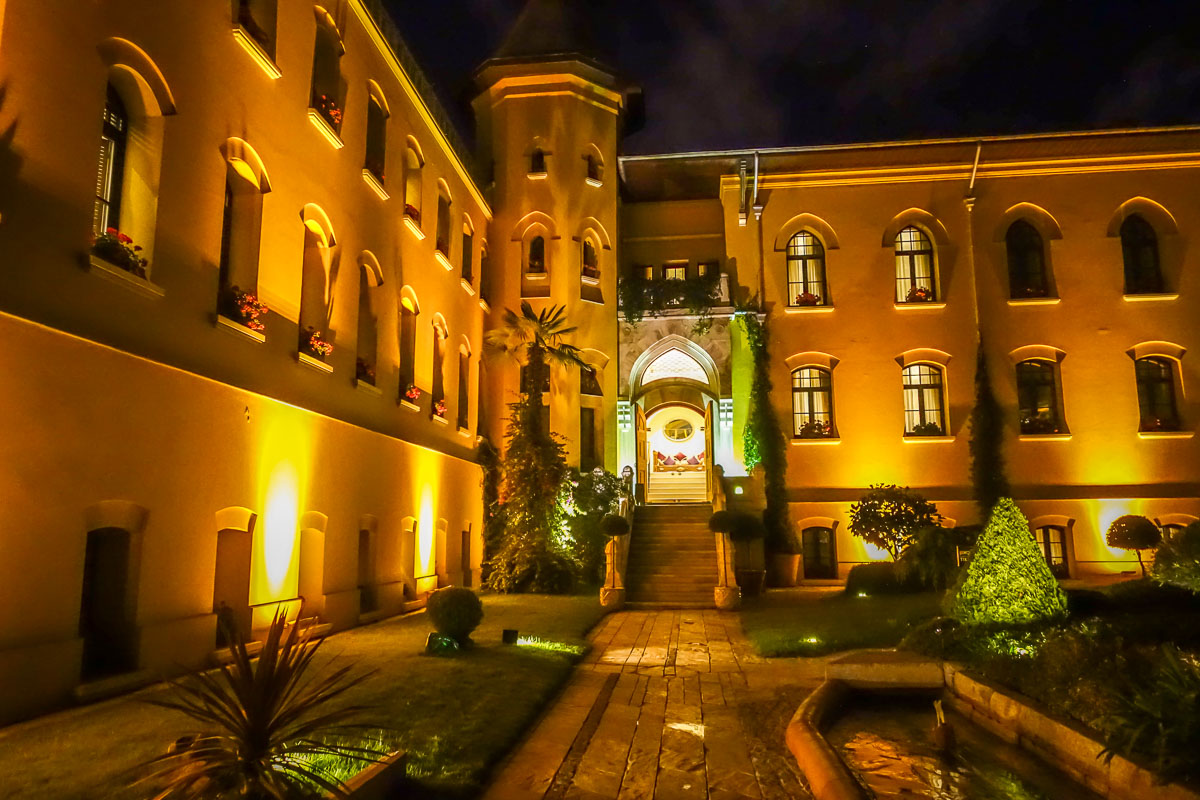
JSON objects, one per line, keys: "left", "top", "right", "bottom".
{"left": 0, "top": 0, "right": 1197, "bottom": 723}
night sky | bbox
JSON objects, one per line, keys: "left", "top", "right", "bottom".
{"left": 385, "top": 0, "right": 1200, "bottom": 155}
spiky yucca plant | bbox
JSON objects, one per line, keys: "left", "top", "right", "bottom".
{"left": 138, "top": 611, "right": 378, "bottom": 799}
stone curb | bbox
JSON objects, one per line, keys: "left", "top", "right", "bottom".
{"left": 334, "top": 749, "right": 407, "bottom": 799}
{"left": 784, "top": 679, "right": 868, "bottom": 800}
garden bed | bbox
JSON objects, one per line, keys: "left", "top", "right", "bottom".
{"left": 0, "top": 594, "right": 604, "bottom": 799}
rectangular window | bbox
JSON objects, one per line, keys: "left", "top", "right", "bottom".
{"left": 902, "top": 364, "right": 945, "bottom": 435}
{"left": 638, "top": 265, "right": 655, "bottom": 280}
{"left": 365, "top": 99, "right": 387, "bottom": 182}
{"left": 1016, "top": 361, "right": 1064, "bottom": 434}
{"left": 580, "top": 407, "right": 597, "bottom": 470}
{"left": 663, "top": 263, "right": 686, "bottom": 281}
{"left": 1035, "top": 526, "right": 1069, "bottom": 578}
{"left": 93, "top": 84, "right": 128, "bottom": 234}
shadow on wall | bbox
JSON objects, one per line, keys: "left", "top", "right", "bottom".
{"left": 0, "top": 82, "right": 26, "bottom": 251}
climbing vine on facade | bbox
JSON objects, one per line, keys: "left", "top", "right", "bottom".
{"left": 738, "top": 310, "right": 791, "bottom": 553}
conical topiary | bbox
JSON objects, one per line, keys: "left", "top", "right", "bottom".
{"left": 948, "top": 498, "right": 1068, "bottom": 625}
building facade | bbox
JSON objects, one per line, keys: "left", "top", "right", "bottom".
{"left": 1, "top": 0, "right": 1197, "bottom": 724}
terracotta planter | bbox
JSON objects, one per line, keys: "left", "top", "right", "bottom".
{"left": 768, "top": 553, "right": 801, "bottom": 587}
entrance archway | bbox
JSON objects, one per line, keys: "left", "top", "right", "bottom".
{"left": 644, "top": 403, "right": 711, "bottom": 503}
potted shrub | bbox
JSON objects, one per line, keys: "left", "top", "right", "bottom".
{"left": 768, "top": 536, "right": 802, "bottom": 588}
{"left": 601, "top": 513, "right": 629, "bottom": 537}
{"left": 793, "top": 291, "right": 821, "bottom": 306}
{"left": 425, "top": 587, "right": 483, "bottom": 652}
{"left": 301, "top": 327, "right": 333, "bottom": 361}
{"left": 91, "top": 227, "right": 149, "bottom": 278}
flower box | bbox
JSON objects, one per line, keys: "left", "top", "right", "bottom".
{"left": 904, "top": 285, "right": 935, "bottom": 303}
{"left": 908, "top": 421, "right": 944, "bottom": 437}
{"left": 797, "top": 420, "right": 833, "bottom": 439}
{"left": 91, "top": 228, "right": 148, "bottom": 279}
{"left": 404, "top": 384, "right": 422, "bottom": 403}
{"left": 793, "top": 292, "right": 821, "bottom": 307}
{"left": 404, "top": 204, "right": 421, "bottom": 223}
{"left": 300, "top": 327, "right": 333, "bottom": 361}
{"left": 219, "top": 286, "right": 268, "bottom": 333}
{"left": 433, "top": 399, "right": 447, "bottom": 419}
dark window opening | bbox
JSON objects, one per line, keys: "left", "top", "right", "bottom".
{"left": 80, "top": 527, "right": 138, "bottom": 679}
{"left": 364, "top": 97, "right": 386, "bottom": 182}
{"left": 1016, "top": 360, "right": 1063, "bottom": 434}
{"left": 528, "top": 236, "right": 546, "bottom": 274}
{"left": 802, "top": 527, "right": 837, "bottom": 580}
{"left": 580, "top": 407, "right": 598, "bottom": 470}
{"left": 1135, "top": 356, "right": 1180, "bottom": 431}
{"left": 1121, "top": 214, "right": 1164, "bottom": 294}
{"left": 93, "top": 83, "right": 128, "bottom": 233}
{"left": 581, "top": 367, "right": 603, "bottom": 396}
{"left": 1006, "top": 220, "right": 1048, "bottom": 298}
{"left": 530, "top": 148, "right": 546, "bottom": 174}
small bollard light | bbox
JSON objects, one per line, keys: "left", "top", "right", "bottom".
{"left": 502, "top": 628, "right": 519, "bottom": 645}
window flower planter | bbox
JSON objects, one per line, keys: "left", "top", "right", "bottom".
{"left": 404, "top": 204, "right": 421, "bottom": 223}
{"left": 908, "top": 421, "right": 944, "bottom": 437}
{"left": 91, "top": 228, "right": 148, "bottom": 279}
{"left": 219, "top": 286, "right": 268, "bottom": 333}
{"left": 793, "top": 291, "right": 822, "bottom": 307}
{"left": 1020, "top": 416, "right": 1062, "bottom": 435}
{"left": 300, "top": 328, "right": 333, "bottom": 361}
{"left": 904, "top": 286, "right": 935, "bottom": 303}
{"left": 1140, "top": 415, "right": 1180, "bottom": 433}
{"left": 797, "top": 420, "right": 834, "bottom": 439}
{"left": 404, "top": 384, "right": 422, "bottom": 403}
{"left": 433, "top": 399, "right": 447, "bottom": 419}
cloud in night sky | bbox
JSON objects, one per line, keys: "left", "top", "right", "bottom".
{"left": 387, "top": 0, "right": 1200, "bottom": 155}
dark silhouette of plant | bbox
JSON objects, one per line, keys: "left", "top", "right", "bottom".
{"left": 1153, "top": 521, "right": 1200, "bottom": 592}
{"left": 483, "top": 303, "right": 586, "bottom": 593}
{"left": 1106, "top": 515, "right": 1162, "bottom": 577}
{"left": 968, "top": 340, "right": 1010, "bottom": 518}
{"left": 138, "top": 611, "right": 378, "bottom": 799}
{"left": 849, "top": 484, "right": 941, "bottom": 561}
{"left": 897, "top": 526, "right": 961, "bottom": 590}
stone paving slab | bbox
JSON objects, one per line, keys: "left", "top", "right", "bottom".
{"left": 482, "top": 610, "right": 814, "bottom": 800}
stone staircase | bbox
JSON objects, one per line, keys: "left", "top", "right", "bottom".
{"left": 626, "top": 503, "right": 716, "bottom": 607}
{"left": 646, "top": 470, "right": 708, "bottom": 503}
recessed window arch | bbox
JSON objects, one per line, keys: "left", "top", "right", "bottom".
{"left": 431, "top": 316, "right": 448, "bottom": 416}
{"left": 403, "top": 138, "right": 423, "bottom": 224}
{"left": 363, "top": 83, "right": 389, "bottom": 184}
{"left": 902, "top": 363, "right": 946, "bottom": 436}
{"left": 786, "top": 231, "right": 828, "bottom": 306}
{"left": 791, "top": 366, "right": 835, "bottom": 438}
{"left": 1134, "top": 356, "right": 1181, "bottom": 431}
{"left": 356, "top": 251, "right": 384, "bottom": 385}
{"left": 399, "top": 287, "right": 419, "bottom": 396}
{"left": 801, "top": 526, "right": 837, "bottom": 579}
{"left": 217, "top": 138, "right": 270, "bottom": 325}
{"left": 309, "top": 8, "right": 346, "bottom": 134}
{"left": 582, "top": 236, "right": 600, "bottom": 280}
{"left": 1006, "top": 219, "right": 1049, "bottom": 299}
{"left": 584, "top": 146, "right": 604, "bottom": 184}
{"left": 457, "top": 338, "right": 471, "bottom": 431}
{"left": 235, "top": 0, "right": 278, "bottom": 58}
{"left": 894, "top": 226, "right": 937, "bottom": 303}
{"left": 1034, "top": 524, "right": 1070, "bottom": 578}
{"left": 1120, "top": 214, "right": 1164, "bottom": 295}
{"left": 461, "top": 216, "right": 475, "bottom": 283}
{"left": 530, "top": 145, "right": 547, "bottom": 175}
{"left": 92, "top": 40, "right": 176, "bottom": 274}
{"left": 1015, "top": 359, "right": 1065, "bottom": 434}
{"left": 298, "top": 206, "right": 337, "bottom": 360}
{"left": 528, "top": 234, "right": 547, "bottom": 274}
{"left": 435, "top": 182, "right": 452, "bottom": 257}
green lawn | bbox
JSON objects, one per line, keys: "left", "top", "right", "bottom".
{"left": 739, "top": 588, "right": 943, "bottom": 657}
{"left": 0, "top": 593, "right": 604, "bottom": 800}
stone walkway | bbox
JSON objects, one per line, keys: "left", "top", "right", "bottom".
{"left": 482, "top": 609, "right": 820, "bottom": 800}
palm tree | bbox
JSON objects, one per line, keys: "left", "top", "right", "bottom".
{"left": 485, "top": 302, "right": 590, "bottom": 431}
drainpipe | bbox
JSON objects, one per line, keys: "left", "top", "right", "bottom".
{"left": 753, "top": 152, "right": 766, "bottom": 310}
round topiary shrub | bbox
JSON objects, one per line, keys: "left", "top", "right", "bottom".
{"left": 601, "top": 514, "right": 630, "bottom": 537}
{"left": 1106, "top": 514, "right": 1162, "bottom": 577}
{"left": 426, "top": 587, "right": 484, "bottom": 644}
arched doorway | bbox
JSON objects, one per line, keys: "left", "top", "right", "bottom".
{"left": 644, "top": 403, "right": 711, "bottom": 502}
{"left": 627, "top": 336, "right": 722, "bottom": 504}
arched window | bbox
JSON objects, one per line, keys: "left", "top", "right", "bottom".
{"left": 364, "top": 95, "right": 387, "bottom": 183}
{"left": 791, "top": 367, "right": 834, "bottom": 438}
{"left": 310, "top": 15, "right": 345, "bottom": 134}
{"left": 1015, "top": 360, "right": 1064, "bottom": 434}
{"left": 902, "top": 363, "right": 945, "bottom": 435}
{"left": 1121, "top": 215, "right": 1163, "bottom": 294}
{"left": 217, "top": 140, "right": 269, "bottom": 328}
{"left": 582, "top": 239, "right": 599, "bottom": 280}
{"left": 404, "top": 143, "right": 422, "bottom": 223}
{"left": 435, "top": 188, "right": 451, "bottom": 256}
{"left": 1034, "top": 525, "right": 1070, "bottom": 578}
{"left": 528, "top": 235, "right": 546, "bottom": 274}
{"left": 1006, "top": 220, "right": 1048, "bottom": 298}
{"left": 457, "top": 348, "right": 470, "bottom": 430}
{"left": 581, "top": 366, "right": 603, "bottom": 396}
{"left": 786, "top": 231, "right": 828, "bottom": 306}
{"left": 431, "top": 321, "right": 447, "bottom": 417}
{"left": 1162, "top": 523, "right": 1186, "bottom": 541}
{"left": 530, "top": 147, "right": 546, "bottom": 174}
{"left": 356, "top": 256, "right": 383, "bottom": 385}
{"left": 236, "top": 0, "right": 277, "bottom": 58}
{"left": 93, "top": 83, "right": 128, "bottom": 234}
{"left": 894, "top": 226, "right": 937, "bottom": 303}
{"left": 398, "top": 297, "right": 417, "bottom": 398}
{"left": 298, "top": 212, "right": 335, "bottom": 362}
{"left": 1135, "top": 357, "right": 1180, "bottom": 431}
{"left": 461, "top": 221, "right": 474, "bottom": 283}
{"left": 585, "top": 153, "right": 602, "bottom": 183}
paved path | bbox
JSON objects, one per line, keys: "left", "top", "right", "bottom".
{"left": 483, "top": 609, "right": 820, "bottom": 800}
